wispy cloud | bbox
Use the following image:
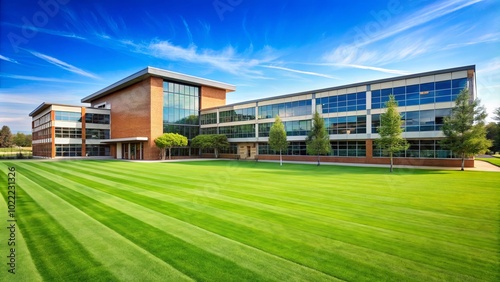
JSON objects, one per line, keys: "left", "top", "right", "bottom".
{"left": 262, "top": 65, "right": 339, "bottom": 79}
{"left": 355, "top": 0, "right": 484, "bottom": 48}
{"left": 444, "top": 32, "right": 500, "bottom": 50}
{"left": 29, "top": 51, "right": 99, "bottom": 79}
{"left": 0, "top": 73, "right": 96, "bottom": 84}
{"left": 2, "top": 22, "right": 86, "bottom": 40}
{"left": 0, "top": 55, "right": 19, "bottom": 64}
{"left": 181, "top": 17, "right": 193, "bottom": 44}
{"left": 325, "top": 63, "right": 409, "bottom": 75}
{"left": 147, "top": 40, "right": 272, "bottom": 76}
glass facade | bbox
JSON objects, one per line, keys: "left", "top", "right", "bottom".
{"left": 373, "top": 139, "right": 453, "bottom": 158}
{"left": 201, "top": 127, "right": 218, "bottom": 135}
{"left": 55, "top": 127, "right": 82, "bottom": 138}
{"left": 55, "top": 144, "right": 82, "bottom": 157}
{"left": 330, "top": 141, "right": 366, "bottom": 157}
{"left": 163, "top": 81, "right": 200, "bottom": 141}
{"left": 325, "top": 115, "right": 366, "bottom": 134}
{"left": 258, "top": 100, "right": 311, "bottom": 119}
{"left": 371, "top": 78, "right": 467, "bottom": 109}
{"left": 219, "top": 124, "right": 255, "bottom": 138}
{"left": 258, "top": 142, "right": 307, "bottom": 155}
{"left": 372, "top": 109, "right": 451, "bottom": 133}
{"left": 219, "top": 107, "right": 255, "bottom": 123}
{"left": 85, "top": 129, "right": 110, "bottom": 139}
{"left": 200, "top": 112, "right": 217, "bottom": 125}
{"left": 316, "top": 92, "right": 366, "bottom": 114}
{"left": 86, "top": 145, "right": 111, "bottom": 156}
{"left": 85, "top": 113, "right": 110, "bottom": 124}
{"left": 258, "top": 120, "right": 311, "bottom": 137}
{"left": 55, "top": 111, "right": 81, "bottom": 122}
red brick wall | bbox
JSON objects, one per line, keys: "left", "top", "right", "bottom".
{"left": 256, "top": 155, "right": 474, "bottom": 167}
{"left": 200, "top": 86, "right": 226, "bottom": 109}
{"left": 91, "top": 77, "right": 162, "bottom": 160}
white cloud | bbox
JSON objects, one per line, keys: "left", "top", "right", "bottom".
{"left": 29, "top": 51, "right": 100, "bottom": 79}
{"left": 329, "top": 64, "right": 410, "bottom": 75}
{"left": 0, "top": 55, "right": 19, "bottom": 64}
{"left": 0, "top": 73, "right": 97, "bottom": 84}
{"left": 262, "top": 65, "right": 339, "bottom": 79}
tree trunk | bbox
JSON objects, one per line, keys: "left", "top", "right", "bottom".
{"left": 461, "top": 153, "right": 465, "bottom": 171}
{"left": 168, "top": 148, "right": 171, "bottom": 160}
{"left": 215, "top": 148, "right": 218, "bottom": 159}
{"left": 280, "top": 150, "right": 282, "bottom": 166}
{"left": 390, "top": 152, "right": 393, "bottom": 173}
{"left": 161, "top": 149, "right": 165, "bottom": 160}
{"left": 317, "top": 154, "right": 320, "bottom": 166}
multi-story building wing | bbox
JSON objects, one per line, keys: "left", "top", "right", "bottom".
{"left": 30, "top": 65, "right": 476, "bottom": 167}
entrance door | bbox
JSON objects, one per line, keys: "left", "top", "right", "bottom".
{"left": 247, "top": 146, "right": 251, "bottom": 158}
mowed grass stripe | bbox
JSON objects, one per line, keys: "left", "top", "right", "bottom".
{"left": 21, "top": 163, "right": 341, "bottom": 282}
{"left": 23, "top": 161, "right": 344, "bottom": 281}
{"left": 0, "top": 163, "right": 118, "bottom": 281}
{"left": 17, "top": 163, "right": 275, "bottom": 282}
{"left": 76, "top": 160, "right": 496, "bottom": 242}
{"left": 0, "top": 167, "right": 42, "bottom": 282}
{"left": 57, "top": 160, "right": 497, "bottom": 276}
{"left": 30, "top": 162, "right": 481, "bottom": 281}
{"left": 10, "top": 164, "right": 195, "bottom": 282}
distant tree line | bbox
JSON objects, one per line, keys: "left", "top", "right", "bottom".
{"left": 0, "top": 125, "right": 32, "bottom": 148}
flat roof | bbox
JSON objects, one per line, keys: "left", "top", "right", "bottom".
{"left": 29, "top": 102, "right": 82, "bottom": 117}
{"left": 100, "top": 137, "right": 149, "bottom": 143}
{"left": 202, "top": 65, "right": 476, "bottom": 110}
{"left": 81, "top": 67, "right": 236, "bottom": 103}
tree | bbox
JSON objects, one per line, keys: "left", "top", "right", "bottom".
{"left": 13, "top": 132, "right": 30, "bottom": 147}
{"left": 269, "top": 115, "right": 289, "bottom": 166}
{"left": 441, "top": 89, "right": 492, "bottom": 170}
{"left": 154, "top": 133, "right": 188, "bottom": 160}
{"left": 485, "top": 122, "right": 500, "bottom": 153}
{"left": 375, "top": 95, "right": 409, "bottom": 173}
{"left": 191, "top": 134, "right": 229, "bottom": 158}
{"left": 0, "top": 125, "right": 13, "bottom": 148}
{"left": 306, "top": 111, "right": 331, "bottom": 165}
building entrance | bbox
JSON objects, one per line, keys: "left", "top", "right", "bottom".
{"left": 122, "top": 142, "right": 143, "bottom": 160}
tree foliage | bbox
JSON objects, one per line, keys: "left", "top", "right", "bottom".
{"left": 487, "top": 107, "right": 500, "bottom": 153}
{"left": 13, "top": 132, "right": 32, "bottom": 147}
{"left": 375, "top": 95, "right": 409, "bottom": 172}
{"left": 306, "top": 111, "right": 331, "bottom": 165}
{"left": 191, "top": 134, "right": 229, "bottom": 158}
{"left": 0, "top": 125, "right": 13, "bottom": 148}
{"left": 269, "top": 115, "right": 289, "bottom": 166}
{"left": 154, "top": 133, "right": 188, "bottom": 160}
{"left": 441, "top": 89, "right": 492, "bottom": 170}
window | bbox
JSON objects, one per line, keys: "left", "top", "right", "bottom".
{"left": 55, "top": 127, "right": 82, "bottom": 138}
{"left": 55, "top": 144, "right": 82, "bottom": 157}
{"left": 163, "top": 81, "right": 200, "bottom": 143}
{"left": 219, "top": 107, "right": 255, "bottom": 123}
{"left": 85, "top": 129, "right": 110, "bottom": 139}
{"left": 85, "top": 113, "right": 110, "bottom": 124}
{"left": 200, "top": 113, "right": 217, "bottom": 125}
{"left": 318, "top": 93, "right": 366, "bottom": 114}
{"left": 219, "top": 124, "right": 255, "bottom": 138}
{"left": 55, "top": 111, "right": 81, "bottom": 122}
{"left": 325, "top": 115, "right": 366, "bottom": 134}
{"left": 258, "top": 100, "right": 312, "bottom": 119}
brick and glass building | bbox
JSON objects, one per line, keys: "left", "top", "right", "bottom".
{"left": 30, "top": 65, "right": 476, "bottom": 167}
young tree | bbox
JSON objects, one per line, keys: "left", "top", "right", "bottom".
{"left": 269, "top": 115, "right": 289, "bottom": 166}
{"left": 375, "top": 95, "right": 409, "bottom": 173}
{"left": 191, "top": 134, "right": 229, "bottom": 158}
{"left": 154, "top": 133, "right": 188, "bottom": 160}
{"left": 0, "top": 125, "right": 13, "bottom": 148}
{"left": 306, "top": 111, "right": 331, "bottom": 165}
{"left": 441, "top": 89, "right": 492, "bottom": 170}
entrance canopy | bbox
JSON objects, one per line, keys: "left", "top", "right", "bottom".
{"left": 101, "top": 137, "right": 148, "bottom": 143}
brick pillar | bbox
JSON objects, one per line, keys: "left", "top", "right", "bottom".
{"left": 81, "top": 107, "right": 86, "bottom": 157}
{"left": 366, "top": 139, "right": 373, "bottom": 160}
{"left": 50, "top": 111, "right": 56, "bottom": 158}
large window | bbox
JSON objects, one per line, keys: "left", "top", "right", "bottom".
{"left": 85, "top": 129, "right": 110, "bottom": 139}
{"left": 219, "top": 107, "right": 255, "bottom": 123}
{"left": 55, "top": 111, "right": 81, "bottom": 122}
{"left": 55, "top": 144, "right": 82, "bottom": 157}
{"left": 258, "top": 142, "right": 307, "bottom": 155}
{"left": 325, "top": 115, "right": 366, "bottom": 134}
{"left": 316, "top": 92, "right": 366, "bottom": 114}
{"left": 371, "top": 78, "right": 468, "bottom": 109}
{"left": 373, "top": 139, "right": 453, "bottom": 158}
{"left": 372, "top": 109, "right": 451, "bottom": 133}
{"left": 258, "top": 120, "right": 311, "bottom": 137}
{"left": 86, "top": 145, "right": 110, "bottom": 156}
{"left": 163, "top": 81, "right": 200, "bottom": 145}
{"left": 200, "top": 112, "right": 217, "bottom": 125}
{"left": 85, "top": 113, "right": 110, "bottom": 124}
{"left": 330, "top": 141, "right": 366, "bottom": 157}
{"left": 55, "top": 127, "right": 82, "bottom": 138}
{"left": 201, "top": 127, "right": 217, "bottom": 135}
{"left": 258, "top": 100, "right": 311, "bottom": 119}
{"left": 219, "top": 124, "right": 255, "bottom": 138}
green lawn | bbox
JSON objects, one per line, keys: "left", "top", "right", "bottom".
{"left": 1, "top": 160, "right": 499, "bottom": 281}
{"left": 477, "top": 157, "right": 500, "bottom": 167}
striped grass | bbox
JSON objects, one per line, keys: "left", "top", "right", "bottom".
{"left": 0, "top": 160, "right": 499, "bottom": 281}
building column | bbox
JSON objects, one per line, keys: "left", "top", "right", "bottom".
{"left": 81, "top": 107, "right": 86, "bottom": 157}
{"left": 51, "top": 111, "right": 56, "bottom": 158}
{"left": 116, "top": 143, "right": 122, "bottom": 159}
{"left": 366, "top": 139, "right": 373, "bottom": 159}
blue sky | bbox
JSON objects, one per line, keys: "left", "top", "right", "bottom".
{"left": 1, "top": 0, "right": 499, "bottom": 133}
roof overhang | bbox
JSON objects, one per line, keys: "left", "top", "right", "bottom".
{"left": 29, "top": 102, "right": 82, "bottom": 117}
{"left": 100, "top": 137, "right": 149, "bottom": 143}
{"left": 81, "top": 67, "right": 236, "bottom": 103}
